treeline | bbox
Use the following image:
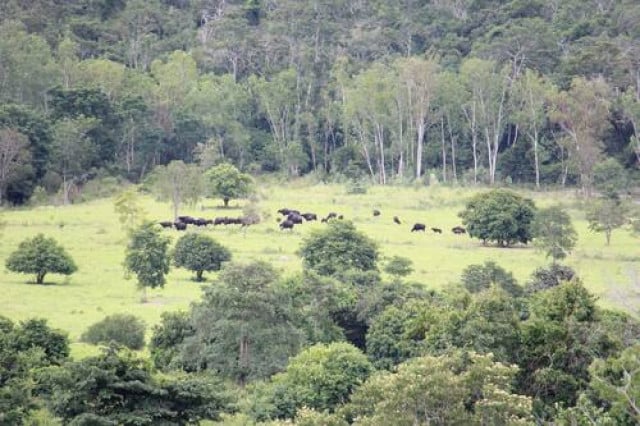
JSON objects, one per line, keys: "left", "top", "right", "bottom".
{"left": 1, "top": 0, "right": 639, "bottom": 204}
{"left": 4, "top": 220, "right": 640, "bottom": 424}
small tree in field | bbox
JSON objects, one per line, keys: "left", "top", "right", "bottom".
{"left": 173, "top": 233, "right": 232, "bottom": 281}
{"left": 459, "top": 189, "right": 537, "bottom": 247}
{"left": 586, "top": 192, "right": 629, "bottom": 245}
{"left": 533, "top": 205, "right": 578, "bottom": 263}
{"left": 6, "top": 234, "right": 77, "bottom": 284}
{"left": 205, "top": 163, "right": 254, "bottom": 207}
{"left": 150, "top": 160, "right": 202, "bottom": 221}
{"left": 124, "top": 222, "right": 171, "bottom": 302}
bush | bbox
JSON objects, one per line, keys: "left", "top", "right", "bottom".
{"left": 81, "top": 314, "right": 146, "bottom": 350}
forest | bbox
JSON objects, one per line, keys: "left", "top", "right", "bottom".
{"left": 2, "top": 0, "right": 640, "bottom": 425}
{"left": 0, "top": 0, "right": 639, "bottom": 205}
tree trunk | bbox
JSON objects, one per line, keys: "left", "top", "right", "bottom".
{"left": 440, "top": 116, "right": 447, "bottom": 183}
{"left": 238, "top": 334, "right": 250, "bottom": 387}
{"left": 223, "top": 196, "right": 230, "bottom": 207}
{"left": 533, "top": 135, "right": 540, "bottom": 189}
{"left": 605, "top": 229, "right": 611, "bottom": 246}
{"left": 196, "top": 270, "right": 204, "bottom": 281}
{"left": 416, "top": 122, "right": 425, "bottom": 179}
{"left": 36, "top": 271, "right": 45, "bottom": 284}
{"left": 140, "top": 286, "right": 148, "bottom": 303}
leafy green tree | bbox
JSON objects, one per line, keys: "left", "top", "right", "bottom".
{"left": 124, "top": 221, "right": 171, "bottom": 302}
{"left": 593, "top": 158, "right": 629, "bottom": 194}
{"left": 525, "top": 264, "right": 576, "bottom": 294}
{"left": 179, "top": 261, "right": 305, "bottom": 385}
{"left": 532, "top": 205, "right": 578, "bottom": 262}
{"left": 113, "top": 187, "right": 147, "bottom": 232}
{"left": 460, "top": 261, "right": 523, "bottom": 297}
{"left": 80, "top": 314, "right": 146, "bottom": 350}
{"left": 150, "top": 160, "right": 202, "bottom": 221}
{"left": 459, "top": 189, "right": 537, "bottom": 247}
{"left": 173, "top": 233, "right": 232, "bottom": 281}
{"left": 149, "top": 311, "right": 194, "bottom": 371}
{"left": 268, "top": 342, "right": 372, "bottom": 419}
{"left": 205, "top": 162, "right": 254, "bottom": 207}
{"left": 299, "top": 221, "right": 378, "bottom": 277}
{"left": 586, "top": 192, "right": 630, "bottom": 245}
{"left": 6, "top": 233, "right": 77, "bottom": 284}
{"left": 0, "top": 127, "right": 31, "bottom": 205}
{"left": 39, "top": 345, "right": 235, "bottom": 425}
{"left": 383, "top": 255, "right": 413, "bottom": 278}
{"left": 342, "top": 351, "right": 532, "bottom": 425}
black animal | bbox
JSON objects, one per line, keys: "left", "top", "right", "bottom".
{"left": 431, "top": 227, "right": 442, "bottom": 234}
{"left": 277, "top": 208, "right": 292, "bottom": 216}
{"left": 279, "top": 220, "right": 294, "bottom": 230}
{"left": 194, "top": 218, "right": 211, "bottom": 227}
{"left": 373, "top": 209, "right": 381, "bottom": 217}
{"left": 159, "top": 221, "right": 173, "bottom": 229}
{"left": 287, "top": 213, "right": 304, "bottom": 224}
{"left": 323, "top": 212, "right": 338, "bottom": 221}
{"left": 214, "top": 217, "right": 227, "bottom": 225}
{"left": 177, "top": 215, "right": 196, "bottom": 225}
{"left": 174, "top": 221, "right": 187, "bottom": 231}
{"left": 393, "top": 216, "right": 401, "bottom": 225}
{"left": 411, "top": 223, "right": 426, "bottom": 232}
{"left": 302, "top": 213, "right": 317, "bottom": 221}
{"left": 452, "top": 226, "right": 467, "bottom": 234}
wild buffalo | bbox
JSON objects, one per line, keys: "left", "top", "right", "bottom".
{"left": 279, "top": 220, "right": 294, "bottom": 230}
{"left": 287, "top": 213, "right": 304, "bottom": 224}
{"left": 302, "top": 213, "right": 317, "bottom": 221}
{"left": 393, "top": 216, "right": 401, "bottom": 225}
{"left": 373, "top": 209, "right": 381, "bottom": 217}
{"left": 452, "top": 226, "right": 467, "bottom": 234}
{"left": 431, "top": 227, "right": 442, "bottom": 234}
{"left": 411, "top": 223, "right": 426, "bottom": 232}
{"left": 174, "top": 221, "right": 187, "bottom": 231}
{"left": 159, "top": 221, "right": 173, "bottom": 228}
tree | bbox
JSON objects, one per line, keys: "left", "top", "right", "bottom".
{"left": 383, "top": 255, "right": 413, "bottom": 278}
{"left": 586, "top": 192, "right": 630, "bottom": 245}
{"left": 532, "top": 205, "right": 578, "bottom": 262}
{"left": 39, "top": 345, "right": 236, "bottom": 425}
{"left": 0, "top": 127, "right": 31, "bottom": 205}
{"left": 204, "top": 162, "right": 254, "bottom": 207}
{"left": 149, "top": 311, "right": 195, "bottom": 371}
{"left": 299, "top": 221, "right": 379, "bottom": 277}
{"left": 150, "top": 160, "right": 202, "bottom": 221}
{"left": 268, "top": 342, "right": 373, "bottom": 419}
{"left": 80, "top": 314, "right": 146, "bottom": 350}
{"left": 173, "top": 233, "right": 232, "bottom": 281}
{"left": 459, "top": 189, "right": 537, "bottom": 247}
{"left": 178, "top": 261, "right": 305, "bottom": 385}
{"left": 460, "top": 261, "right": 523, "bottom": 297}
{"left": 113, "top": 187, "right": 147, "bottom": 232}
{"left": 593, "top": 158, "right": 629, "bottom": 194}
{"left": 5, "top": 234, "right": 77, "bottom": 284}
{"left": 124, "top": 221, "right": 171, "bottom": 302}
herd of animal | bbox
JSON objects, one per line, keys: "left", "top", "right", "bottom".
{"left": 157, "top": 209, "right": 467, "bottom": 235}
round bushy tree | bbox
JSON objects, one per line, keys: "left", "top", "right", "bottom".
{"left": 205, "top": 163, "right": 254, "bottom": 207}
{"left": 81, "top": 314, "right": 146, "bottom": 350}
{"left": 6, "top": 234, "right": 77, "bottom": 284}
{"left": 173, "top": 233, "right": 231, "bottom": 281}
{"left": 299, "top": 221, "right": 378, "bottom": 276}
{"left": 124, "top": 222, "right": 171, "bottom": 302}
{"left": 459, "top": 189, "right": 537, "bottom": 247}
{"left": 460, "top": 261, "right": 522, "bottom": 297}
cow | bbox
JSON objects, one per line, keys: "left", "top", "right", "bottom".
{"left": 324, "top": 212, "right": 337, "bottom": 221}
{"left": 287, "top": 213, "right": 304, "bottom": 224}
{"left": 431, "top": 227, "right": 442, "bottom": 234}
{"left": 214, "top": 217, "right": 228, "bottom": 225}
{"left": 393, "top": 216, "right": 401, "bottom": 225}
{"left": 194, "top": 218, "right": 210, "bottom": 226}
{"left": 411, "top": 223, "right": 426, "bottom": 232}
{"left": 452, "top": 226, "right": 466, "bottom": 234}
{"left": 279, "top": 220, "right": 294, "bottom": 230}
{"left": 159, "top": 221, "right": 173, "bottom": 229}
{"left": 177, "top": 215, "right": 196, "bottom": 224}
{"left": 174, "top": 221, "right": 187, "bottom": 231}
{"left": 277, "top": 208, "right": 292, "bottom": 216}
{"left": 373, "top": 209, "right": 381, "bottom": 217}
{"left": 302, "top": 213, "right": 317, "bottom": 221}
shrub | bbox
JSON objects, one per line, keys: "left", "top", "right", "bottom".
{"left": 81, "top": 314, "right": 145, "bottom": 350}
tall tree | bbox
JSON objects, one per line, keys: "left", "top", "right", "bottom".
{"left": 549, "top": 77, "right": 611, "bottom": 197}
{"left": 533, "top": 205, "right": 578, "bottom": 262}
{"left": 150, "top": 160, "right": 202, "bottom": 221}
{"left": 0, "top": 128, "right": 30, "bottom": 205}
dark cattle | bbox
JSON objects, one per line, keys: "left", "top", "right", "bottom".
{"left": 302, "top": 213, "right": 317, "bottom": 221}
{"left": 279, "top": 220, "right": 294, "bottom": 230}
{"left": 277, "top": 208, "right": 292, "bottom": 216}
{"left": 287, "top": 213, "right": 304, "bottom": 224}
{"left": 411, "top": 223, "right": 426, "bottom": 232}
{"left": 393, "top": 216, "right": 401, "bottom": 225}
{"left": 321, "top": 217, "right": 328, "bottom": 223}
{"left": 159, "top": 221, "right": 173, "bottom": 229}
{"left": 227, "top": 217, "right": 243, "bottom": 225}
{"left": 373, "top": 209, "right": 381, "bottom": 217}
{"left": 324, "top": 212, "right": 337, "bottom": 221}
{"left": 452, "top": 226, "right": 466, "bottom": 234}
{"left": 431, "top": 227, "right": 442, "bottom": 234}
{"left": 214, "top": 217, "right": 228, "bottom": 225}
{"left": 178, "top": 216, "right": 196, "bottom": 225}
{"left": 174, "top": 221, "right": 187, "bottom": 231}
{"left": 194, "top": 218, "right": 210, "bottom": 226}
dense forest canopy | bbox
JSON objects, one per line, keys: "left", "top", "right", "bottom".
{"left": 0, "top": 0, "right": 638, "bottom": 203}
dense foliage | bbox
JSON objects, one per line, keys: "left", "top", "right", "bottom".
{"left": 5, "top": 233, "right": 77, "bottom": 284}
{"left": 124, "top": 221, "right": 171, "bottom": 299}
{"left": 80, "top": 313, "right": 146, "bottom": 350}
{"left": 172, "top": 233, "right": 231, "bottom": 281}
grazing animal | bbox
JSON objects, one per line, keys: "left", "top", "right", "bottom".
{"left": 174, "top": 221, "right": 187, "bottom": 231}
{"left": 411, "top": 223, "right": 426, "bottom": 232}
{"left": 194, "top": 218, "right": 210, "bottom": 226}
{"left": 393, "top": 216, "right": 401, "bottom": 225}
{"left": 452, "top": 226, "right": 467, "bottom": 234}
{"left": 324, "top": 212, "right": 338, "bottom": 221}
{"left": 302, "top": 213, "right": 317, "bottom": 221}
{"left": 159, "top": 221, "right": 173, "bottom": 228}
{"left": 214, "top": 217, "right": 227, "bottom": 225}
{"left": 373, "top": 209, "right": 381, "bottom": 217}
{"left": 431, "top": 227, "right": 442, "bottom": 234}
{"left": 277, "top": 208, "right": 292, "bottom": 216}
{"left": 279, "top": 220, "right": 294, "bottom": 230}
{"left": 287, "top": 213, "right": 304, "bottom": 224}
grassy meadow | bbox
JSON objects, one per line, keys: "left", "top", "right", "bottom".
{"left": 1, "top": 180, "right": 638, "bottom": 358}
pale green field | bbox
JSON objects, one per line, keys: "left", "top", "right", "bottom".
{"left": 1, "top": 181, "right": 638, "bottom": 358}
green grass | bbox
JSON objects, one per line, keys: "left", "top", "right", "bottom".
{"left": 1, "top": 182, "right": 638, "bottom": 358}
